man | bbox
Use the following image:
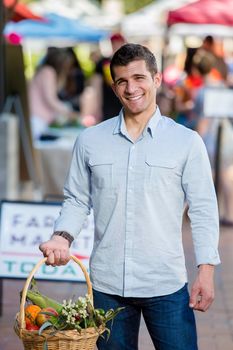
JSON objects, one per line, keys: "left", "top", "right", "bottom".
{"left": 40, "top": 44, "right": 220, "bottom": 350}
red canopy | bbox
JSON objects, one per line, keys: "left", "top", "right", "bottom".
{"left": 4, "top": 0, "right": 44, "bottom": 22}
{"left": 167, "top": 0, "right": 233, "bottom": 27}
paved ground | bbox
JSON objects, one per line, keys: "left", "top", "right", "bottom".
{"left": 0, "top": 216, "right": 233, "bottom": 349}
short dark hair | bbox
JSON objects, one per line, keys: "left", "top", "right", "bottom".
{"left": 203, "top": 35, "right": 214, "bottom": 46}
{"left": 110, "top": 43, "right": 158, "bottom": 81}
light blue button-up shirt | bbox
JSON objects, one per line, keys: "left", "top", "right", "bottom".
{"left": 54, "top": 107, "right": 220, "bottom": 297}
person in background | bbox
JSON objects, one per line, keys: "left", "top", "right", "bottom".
{"left": 28, "top": 47, "right": 78, "bottom": 140}
{"left": 91, "top": 32, "right": 126, "bottom": 122}
{"left": 192, "top": 50, "right": 233, "bottom": 227}
{"left": 201, "top": 35, "right": 228, "bottom": 82}
{"left": 173, "top": 47, "right": 204, "bottom": 129}
{"left": 192, "top": 49, "right": 220, "bottom": 160}
{"left": 58, "top": 47, "right": 85, "bottom": 113}
{"left": 39, "top": 43, "right": 220, "bottom": 350}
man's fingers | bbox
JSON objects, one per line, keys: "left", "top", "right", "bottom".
{"left": 39, "top": 242, "right": 46, "bottom": 253}
{"left": 193, "top": 293, "right": 214, "bottom": 312}
{"left": 190, "top": 287, "right": 214, "bottom": 312}
{"left": 53, "top": 249, "right": 61, "bottom": 265}
{"left": 46, "top": 251, "right": 55, "bottom": 265}
{"left": 39, "top": 239, "right": 70, "bottom": 266}
{"left": 60, "top": 250, "right": 70, "bottom": 265}
{"left": 45, "top": 249, "right": 69, "bottom": 266}
{"left": 189, "top": 287, "right": 200, "bottom": 308}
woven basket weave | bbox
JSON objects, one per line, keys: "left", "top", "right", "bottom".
{"left": 14, "top": 255, "right": 104, "bottom": 350}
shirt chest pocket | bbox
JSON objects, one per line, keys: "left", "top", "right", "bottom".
{"left": 89, "top": 157, "right": 115, "bottom": 189}
{"left": 145, "top": 157, "right": 177, "bottom": 190}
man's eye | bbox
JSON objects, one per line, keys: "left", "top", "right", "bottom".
{"left": 117, "top": 80, "right": 126, "bottom": 86}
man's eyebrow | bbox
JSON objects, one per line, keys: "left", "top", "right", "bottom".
{"left": 114, "top": 74, "right": 146, "bottom": 84}
{"left": 133, "top": 74, "right": 146, "bottom": 78}
{"left": 114, "top": 77, "right": 126, "bottom": 84}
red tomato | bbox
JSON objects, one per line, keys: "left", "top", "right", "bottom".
{"left": 26, "top": 323, "right": 40, "bottom": 331}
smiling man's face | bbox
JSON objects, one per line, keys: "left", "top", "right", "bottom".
{"left": 112, "top": 59, "right": 161, "bottom": 117}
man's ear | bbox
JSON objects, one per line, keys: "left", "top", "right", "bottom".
{"left": 111, "top": 82, "right": 118, "bottom": 97}
{"left": 154, "top": 72, "right": 162, "bottom": 89}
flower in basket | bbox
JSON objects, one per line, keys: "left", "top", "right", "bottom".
{"left": 38, "top": 295, "right": 123, "bottom": 334}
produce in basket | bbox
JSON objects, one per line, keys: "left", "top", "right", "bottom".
{"left": 25, "top": 305, "right": 41, "bottom": 330}
{"left": 26, "top": 286, "right": 63, "bottom": 312}
{"left": 15, "top": 256, "right": 124, "bottom": 350}
{"left": 24, "top": 279, "right": 123, "bottom": 336}
{"left": 35, "top": 307, "right": 59, "bottom": 327}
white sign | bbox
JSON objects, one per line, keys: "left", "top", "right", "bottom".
{"left": 0, "top": 201, "right": 94, "bottom": 281}
{"left": 204, "top": 88, "right": 233, "bottom": 118}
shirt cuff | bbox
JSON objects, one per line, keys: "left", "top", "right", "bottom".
{"left": 195, "top": 246, "right": 221, "bottom": 266}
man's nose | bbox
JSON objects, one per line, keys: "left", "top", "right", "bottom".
{"left": 125, "top": 81, "right": 136, "bottom": 94}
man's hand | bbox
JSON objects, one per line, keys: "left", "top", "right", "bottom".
{"left": 39, "top": 235, "right": 70, "bottom": 266}
{"left": 189, "top": 264, "right": 215, "bottom": 312}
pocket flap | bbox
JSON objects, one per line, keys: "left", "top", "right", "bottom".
{"left": 89, "top": 157, "right": 114, "bottom": 166}
{"left": 145, "top": 156, "right": 176, "bottom": 169}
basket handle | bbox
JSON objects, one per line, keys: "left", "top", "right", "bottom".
{"left": 19, "top": 255, "right": 93, "bottom": 329}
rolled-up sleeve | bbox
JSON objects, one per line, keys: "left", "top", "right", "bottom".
{"left": 54, "top": 134, "right": 91, "bottom": 238}
{"left": 182, "top": 132, "right": 221, "bottom": 266}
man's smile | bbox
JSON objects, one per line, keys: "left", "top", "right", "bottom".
{"left": 126, "top": 94, "right": 143, "bottom": 101}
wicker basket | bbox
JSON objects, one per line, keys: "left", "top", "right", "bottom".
{"left": 14, "top": 255, "right": 104, "bottom": 350}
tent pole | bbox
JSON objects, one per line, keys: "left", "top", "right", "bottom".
{"left": 161, "top": 27, "right": 169, "bottom": 73}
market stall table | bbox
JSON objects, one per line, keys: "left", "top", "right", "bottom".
{"left": 34, "top": 127, "right": 83, "bottom": 198}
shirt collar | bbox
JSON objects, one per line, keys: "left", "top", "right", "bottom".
{"left": 113, "top": 108, "right": 124, "bottom": 135}
{"left": 113, "top": 106, "right": 162, "bottom": 138}
{"left": 146, "top": 106, "right": 162, "bottom": 138}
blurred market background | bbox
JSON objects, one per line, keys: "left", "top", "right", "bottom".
{"left": 1, "top": 0, "right": 233, "bottom": 349}
{"left": 1, "top": 0, "right": 233, "bottom": 201}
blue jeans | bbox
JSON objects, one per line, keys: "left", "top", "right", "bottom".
{"left": 93, "top": 284, "right": 198, "bottom": 350}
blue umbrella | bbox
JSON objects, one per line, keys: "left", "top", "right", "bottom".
{"left": 4, "top": 13, "right": 109, "bottom": 42}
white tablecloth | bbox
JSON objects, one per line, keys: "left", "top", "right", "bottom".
{"left": 34, "top": 127, "right": 83, "bottom": 198}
